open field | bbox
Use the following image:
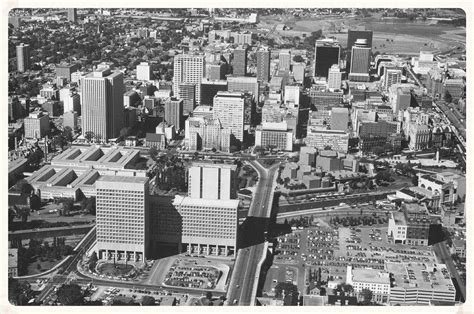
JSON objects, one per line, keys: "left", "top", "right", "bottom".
{"left": 259, "top": 15, "right": 465, "bottom": 55}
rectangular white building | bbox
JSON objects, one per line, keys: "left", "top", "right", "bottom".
{"left": 96, "top": 176, "right": 149, "bottom": 262}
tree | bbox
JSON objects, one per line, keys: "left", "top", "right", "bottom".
{"left": 16, "top": 179, "right": 33, "bottom": 195}
{"left": 52, "top": 134, "right": 67, "bottom": 150}
{"left": 372, "top": 146, "right": 385, "bottom": 156}
{"left": 141, "top": 295, "right": 156, "bottom": 306}
{"left": 84, "top": 131, "right": 95, "bottom": 142}
{"left": 206, "top": 291, "right": 213, "bottom": 301}
{"left": 59, "top": 198, "right": 74, "bottom": 216}
{"left": 274, "top": 282, "right": 298, "bottom": 299}
{"left": 293, "top": 55, "right": 304, "bottom": 63}
{"left": 149, "top": 146, "right": 158, "bottom": 161}
{"left": 56, "top": 284, "right": 84, "bottom": 305}
{"left": 8, "top": 278, "right": 31, "bottom": 305}
{"left": 62, "top": 126, "right": 74, "bottom": 142}
{"left": 360, "top": 288, "right": 373, "bottom": 305}
{"left": 16, "top": 205, "right": 30, "bottom": 225}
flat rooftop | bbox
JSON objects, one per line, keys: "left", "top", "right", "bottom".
{"left": 386, "top": 262, "right": 456, "bottom": 292}
{"left": 174, "top": 195, "right": 240, "bottom": 208}
{"left": 97, "top": 175, "right": 149, "bottom": 184}
{"left": 191, "top": 162, "right": 237, "bottom": 171}
{"left": 352, "top": 268, "right": 390, "bottom": 285}
{"left": 392, "top": 211, "right": 407, "bottom": 225}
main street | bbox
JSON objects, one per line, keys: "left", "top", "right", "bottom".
{"left": 226, "top": 160, "right": 279, "bottom": 305}
{"left": 433, "top": 241, "right": 466, "bottom": 302}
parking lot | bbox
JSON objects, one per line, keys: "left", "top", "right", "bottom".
{"left": 89, "top": 285, "right": 189, "bottom": 305}
{"left": 271, "top": 225, "right": 438, "bottom": 293}
{"left": 144, "top": 254, "right": 231, "bottom": 292}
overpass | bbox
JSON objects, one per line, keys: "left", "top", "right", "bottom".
{"left": 8, "top": 224, "right": 94, "bottom": 244}
{"left": 226, "top": 161, "right": 279, "bottom": 306}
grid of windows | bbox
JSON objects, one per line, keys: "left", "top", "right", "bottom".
{"left": 96, "top": 188, "right": 145, "bottom": 245}
{"left": 180, "top": 205, "right": 237, "bottom": 239}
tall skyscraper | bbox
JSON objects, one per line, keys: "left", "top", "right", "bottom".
{"left": 16, "top": 43, "right": 30, "bottom": 73}
{"left": 136, "top": 62, "right": 152, "bottom": 81}
{"left": 188, "top": 162, "right": 237, "bottom": 200}
{"left": 81, "top": 67, "right": 124, "bottom": 140}
{"left": 314, "top": 39, "right": 340, "bottom": 78}
{"left": 173, "top": 54, "right": 205, "bottom": 108}
{"left": 67, "top": 8, "right": 77, "bottom": 23}
{"left": 165, "top": 98, "right": 184, "bottom": 130}
{"left": 232, "top": 46, "right": 248, "bottom": 76}
{"left": 328, "top": 64, "right": 343, "bottom": 90}
{"left": 96, "top": 176, "right": 149, "bottom": 262}
{"left": 200, "top": 79, "right": 227, "bottom": 105}
{"left": 279, "top": 50, "right": 291, "bottom": 71}
{"left": 174, "top": 161, "right": 240, "bottom": 256}
{"left": 346, "top": 29, "right": 373, "bottom": 71}
{"left": 178, "top": 83, "right": 196, "bottom": 115}
{"left": 349, "top": 39, "right": 371, "bottom": 82}
{"left": 213, "top": 91, "right": 246, "bottom": 141}
{"left": 384, "top": 68, "right": 402, "bottom": 91}
{"left": 256, "top": 48, "right": 270, "bottom": 82}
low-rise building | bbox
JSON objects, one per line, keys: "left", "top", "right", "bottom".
{"left": 346, "top": 265, "right": 390, "bottom": 303}
{"left": 255, "top": 122, "right": 293, "bottom": 151}
{"left": 386, "top": 262, "right": 456, "bottom": 305}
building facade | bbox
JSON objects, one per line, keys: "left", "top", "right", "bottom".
{"left": 314, "top": 39, "right": 340, "bottom": 78}
{"left": 164, "top": 98, "right": 184, "bottom": 130}
{"left": 81, "top": 67, "right": 124, "bottom": 141}
{"left": 173, "top": 54, "right": 205, "bottom": 108}
{"left": 256, "top": 48, "right": 271, "bottom": 82}
{"left": 16, "top": 43, "right": 30, "bottom": 73}
{"left": 96, "top": 176, "right": 149, "bottom": 262}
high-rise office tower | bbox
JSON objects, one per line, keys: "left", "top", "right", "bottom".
{"left": 227, "top": 76, "right": 259, "bottom": 100}
{"left": 256, "top": 48, "right": 270, "bottom": 82}
{"left": 67, "top": 8, "right": 77, "bottom": 23}
{"left": 178, "top": 83, "right": 196, "bottom": 115}
{"left": 314, "top": 39, "right": 340, "bottom": 78}
{"left": 328, "top": 64, "right": 343, "bottom": 90}
{"left": 232, "top": 46, "right": 248, "bottom": 76}
{"left": 96, "top": 176, "right": 150, "bottom": 262}
{"left": 173, "top": 54, "right": 205, "bottom": 108}
{"left": 279, "top": 50, "right": 291, "bottom": 71}
{"left": 165, "top": 98, "right": 184, "bottom": 130}
{"left": 213, "top": 91, "right": 246, "bottom": 141}
{"left": 284, "top": 85, "right": 300, "bottom": 104}
{"left": 346, "top": 30, "right": 373, "bottom": 71}
{"left": 81, "top": 67, "right": 124, "bottom": 140}
{"left": 16, "top": 43, "right": 30, "bottom": 73}
{"left": 384, "top": 68, "right": 402, "bottom": 91}
{"left": 188, "top": 162, "right": 237, "bottom": 200}
{"left": 349, "top": 39, "right": 371, "bottom": 82}
{"left": 200, "top": 79, "right": 227, "bottom": 105}
{"left": 206, "top": 63, "right": 225, "bottom": 80}
{"left": 136, "top": 62, "right": 152, "bottom": 81}
{"left": 330, "top": 107, "right": 350, "bottom": 131}
{"left": 175, "top": 161, "right": 240, "bottom": 256}
{"left": 59, "top": 87, "right": 81, "bottom": 114}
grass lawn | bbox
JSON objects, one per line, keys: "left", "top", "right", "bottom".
{"left": 98, "top": 263, "right": 134, "bottom": 277}
{"left": 27, "top": 258, "right": 62, "bottom": 275}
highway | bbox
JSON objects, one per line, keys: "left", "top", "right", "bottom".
{"left": 226, "top": 160, "right": 279, "bottom": 305}
{"left": 433, "top": 241, "right": 466, "bottom": 302}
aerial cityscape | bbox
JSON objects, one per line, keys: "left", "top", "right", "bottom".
{"left": 7, "top": 7, "right": 467, "bottom": 307}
